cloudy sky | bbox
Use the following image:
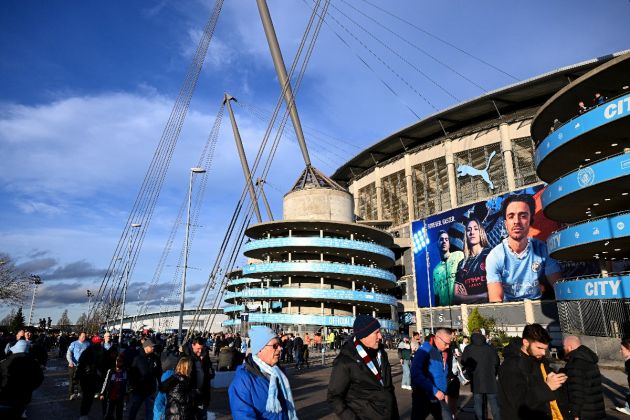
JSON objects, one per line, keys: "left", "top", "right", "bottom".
{"left": 1, "top": 0, "right": 628, "bottom": 324}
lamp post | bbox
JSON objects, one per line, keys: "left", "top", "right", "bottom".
{"left": 120, "top": 223, "right": 141, "bottom": 337}
{"left": 86, "top": 289, "right": 93, "bottom": 329}
{"left": 178, "top": 167, "right": 206, "bottom": 345}
{"left": 27, "top": 275, "right": 42, "bottom": 326}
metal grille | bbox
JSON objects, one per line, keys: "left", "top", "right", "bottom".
{"left": 455, "top": 142, "right": 507, "bottom": 205}
{"left": 411, "top": 157, "right": 450, "bottom": 220}
{"left": 512, "top": 137, "right": 539, "bottom": 187}
{"left": 357, "top": 182, "right": 377, "bottom": 221}
{"left": 557, "top": 299, "right": 630, "bottom": 338}
{"left": 381, "top": 170, "right": 409, "bottom": 227}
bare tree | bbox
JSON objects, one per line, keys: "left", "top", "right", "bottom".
{"left": 0, "top": 253, "right": 31, "bottom": 304}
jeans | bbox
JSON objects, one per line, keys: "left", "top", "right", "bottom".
{"left": 401, "top": 360, "right": 411, "bottom": 387}
{"left": 294, "top": 349, "right": 303, "bottom": 369}
{"left": 128, "top": 392, "right": 155, "bottom": 420}
{"left": 473, "top": 393, "right": 501, "bottom": 420}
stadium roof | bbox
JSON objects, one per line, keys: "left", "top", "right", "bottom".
{"left": 331, "top": 50, "right": 630, "bottom": 185}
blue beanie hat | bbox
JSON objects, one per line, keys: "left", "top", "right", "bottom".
{"left": 248, "top": 326, "right": 277, "bottom": 355}
{"left": 10, "top": 340, "right": 29, "bottom": 354}
{"left": 353, "top": 314, "right": 381, "bottom": 339}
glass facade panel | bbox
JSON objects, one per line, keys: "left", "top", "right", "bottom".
{"left": 357, "top": 182, "right": 377, "bottom": 221}
{"left": 512, "top": 137, "right": 539, "bottom": 187}
{"left": 411, "top": 157, "right": 450, "bottom": 220}
{"left": 381, "top": 170, "right": 409, "bottom": 227}
{"left": 455, "top": 142, "right": 507, "bottom": 204}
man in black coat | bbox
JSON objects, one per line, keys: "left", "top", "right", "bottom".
{"left": 462, "top": 332, "right": 501, "bottom": 420}
{"left": 187, "top": 336, "right": 215, "bottom": 419}
{"left": 327, "top": 315, "right": 399, "bottom": 419}
{"left": 498, "top": 323, "right": 569, "bottom": 419}
{"left": 128, "top": 338, "right": 162, "bottom": 420}
{"left": 0, "top": 340, "right": 44, "bottom": 419}
{"left": 562, "top": 336, "right": 606, "bottom": 419}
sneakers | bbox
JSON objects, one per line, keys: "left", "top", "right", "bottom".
{"left": 401, "top": 385, "right": 412, "bottom": 390}
{"left": 616, "top": 406, "right": 630, "bottom": 415}
{"left": 69, "top": 393, "right": 78, "bottom": 401}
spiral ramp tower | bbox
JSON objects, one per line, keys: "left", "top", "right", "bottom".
{"left": 223, "top": 168, "right": 399, "bottom": 333}
{"left": 531, "top": 52, "right": 630, "bottom": 344}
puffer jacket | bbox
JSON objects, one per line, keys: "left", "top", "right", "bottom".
{"left": 461, "top": 333, "right": 499, "bottom": 394}
{"left": 561, "top": 345, "right": 606, "bottom": 419}
{"left": 411, "top": 340, "right": 448, "bottom": 397}
{"left": 160, "top": 373, "right": 194, "bottom": 420}
{"left": 327, "top": 339, "right": 399, "bottom": 419}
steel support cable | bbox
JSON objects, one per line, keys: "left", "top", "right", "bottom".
{"left": 359, "top": 0, "right": 519, "bottom": 81}
{"left": 332, "top": 0, "right": 476, "bottom": 95}
{"left": 195, "top": 1, "right": 331, "bottom": 336}
{"left": 91, "top": 0, "right": 224, "bottom": 325}
{"left": 136, "top": 104, "right": 225, "bottom": 320}
{"left": 303, "top": 0, "right": 439, "bottom": 113}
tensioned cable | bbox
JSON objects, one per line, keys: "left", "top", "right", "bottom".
{"left": 359, "top": 0, "right": 519, "bottom": 81}
{"left": 183, "top": 0, "right": 329, "bottom": 339}
{"left": 90, "top": 0, "right": 224, "bottom": 329}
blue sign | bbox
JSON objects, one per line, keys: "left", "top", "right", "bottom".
{"left": 244, "top": 237, "right": 395, "bottom": 261}
{"left": 555, "top": 275, "right": 630, "bottom": 300}
{"left": 536, "top": 92, "right": 630, "bottom": 168}
{"left": 547, "top": 213, "right": 629, "bottom": 254}
{"left": 225, "top": 287, "right": 398, "bottom": 305}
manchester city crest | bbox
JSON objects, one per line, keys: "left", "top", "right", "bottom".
{"left": 531, "top": 262, "right": 541, "bottom": 272}
{"left": 577, "top": 167, "right": 595, "bottom": 187}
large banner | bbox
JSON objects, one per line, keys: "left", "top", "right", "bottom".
{"left": 412, "top": 185, "right": 599, "bottom": 308}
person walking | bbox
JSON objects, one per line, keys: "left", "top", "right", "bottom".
{"left": 616, "top": 337, "right": 630, "bottom": 415}
{"left": 99, "top": 355, "right": 128, "bottom": 420}
{"left": 66, "top": 331, "right": 89, "bottom": 400}
{"left": 76, "top": 335, "right": 107, "bottom": 419}
{"left": 229, "top": 326, "right": 298, "bottom": 419}
{"left": 461, "top": 332, "right": 501, "bottom": 420}
{"left": 128, "top": 338, "right": 162, "bottom": 420}
{"left": 411, "top": 329, "right": 453, "bottom": 419}
{"left": 160, "top": 356, "right": 195, "bottom": 420}
{"left": 398, "top": 335, "right": 412, "bottom": 390}
{"left": 0, "top": 340, "right": 44, "bottom": 420}
{"left": 561, "top": 336, "right": 605, "bottom": 419}
{"left": 327, "top": 314, "right": 399, "bottom": 419}
{"left": 498, "top": 323, "right": 568, "bottom": 419}
{"left": 187, "top": 336, "right": 215, "bottom": 418}
{"left": 293, "top": 334, "right": 304, "bottom": 372}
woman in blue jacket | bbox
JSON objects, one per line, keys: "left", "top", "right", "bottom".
{"left": 228, "top": 326, "right": 298, "bottom": 420}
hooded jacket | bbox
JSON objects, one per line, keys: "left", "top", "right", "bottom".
{"left": 498, "top": 344, "right": 568, "bottom": 419}
{"left": 461, "top": 333, "right": 499, "bottom": 394}
{"left": 0, "top": 344, "right": 44, "bottom": 408}
{"left": 228, "top": 354, "right": 290, "bottom": 420}
{"left": 410, "top": 340, "right": 448, "bottom": 397}
{"left": 327, "top": 339, "right": 399, "bottom": 420}
{"left": 561, "top": 345, "right": 605, "bottom": 419}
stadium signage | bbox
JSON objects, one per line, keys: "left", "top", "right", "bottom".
{"left": 554, "top": 275, "right": 630, "bottom": 300}
{"left": 604, "top": 96, "right": 630, "bottom": 119}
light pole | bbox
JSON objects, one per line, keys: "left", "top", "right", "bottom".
{"left": 86, "top": 290, "right": 93, "bottom": 329}
{"left": 178, "top": 167, "right": 206, "bottom": 345}
{"left": 27, "top": 275, "right": 42, "bottom": 326}
{"left": 120, "top": 223, "right": 141, "bottom": 337}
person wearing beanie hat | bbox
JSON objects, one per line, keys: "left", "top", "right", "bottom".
{"left": 229, "top": 326, "right": 298, "bottom": 419}
{"left": 0, "top": 337, "right": 44, "bottom": 419}
{"left": 327, "top": 315, "right": 399, "bottom": 419}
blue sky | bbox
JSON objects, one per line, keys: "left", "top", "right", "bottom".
{"left": 1, "top": 0, "right": 628, "bottom": 324}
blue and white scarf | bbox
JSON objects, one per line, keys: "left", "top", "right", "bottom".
{"left": 252, "top": 355, "right": 299, "bottom": 419}
{"left": 354, "top": 338, "right": 383, "bottom": 386}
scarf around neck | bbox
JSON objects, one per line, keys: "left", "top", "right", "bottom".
{"left": 252, "top": 354, "right": 298, "bottom": 420}
{"left": 354, "top": 338, "right": 383, "bottom": 386}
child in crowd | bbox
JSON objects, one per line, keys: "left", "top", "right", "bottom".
{"left": 100, "top": 355, "right": 128, "bottom": 420}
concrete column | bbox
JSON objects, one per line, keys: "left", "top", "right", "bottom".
{"left": 524, "top": 300, "right": 535, "bottom": 324}
{"left": 461, "top": 304, "right": 469, "bottom": 335}
{"left": 352, "top": 280, "right": 355, "bottom": 290}
{"left": 444, "top": 139, "right": 458, "bottom": 208}
{"left": 353, "top": 305, "right": 356, "bottom": 316}
{"left": 320, "top": 277, "right": 324, "bottom": 289}
{"left": 500, "top": 123, "right": 517, "bottom": 191}
{"left": 288, "top": 301, "right": 292, "bottom": 315}
{"left": 375, "top": 166, "right": 383, "bottom": 220}
{"left": 404, "top": 154, "right": 415, "bottom": 222}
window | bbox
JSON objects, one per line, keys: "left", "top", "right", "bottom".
{"left": 454, "top": 143, "right": 506, "bottom": 204}
{"left": 411, "top": 157, "right": 450, "bottom": 220}
{"left": 381, "top": 170, "right": 409, "bottom": 227}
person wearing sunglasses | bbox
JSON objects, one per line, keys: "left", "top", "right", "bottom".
{"left": 411, "top": 328, "right": 454, "bottom": 419}
{"left": 327, "top": 314, "right": 399, "bottom": 419}
{"left": 228, "top": 326, "right": 298, "bottom": 419}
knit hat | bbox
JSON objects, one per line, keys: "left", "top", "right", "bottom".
{"left": 91, "top": 335, "right": 102, "bottom": 344}
{"left": 353, "top": 314, "right": 381, "bottom": 339}
{"left": 248, "top": 326, "right": 277, "bottom": 355}
{"left": 10, "top": 340, "right": 28, "bottom": 354}
{"left": 143, "top": 338, "right": 156, "bottom": 348}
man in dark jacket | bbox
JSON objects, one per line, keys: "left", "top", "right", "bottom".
{"left": 0, "top": 340, "right": 44, "bottom": 419}
{"left": 128, "top": 338, "right": 162, "bottom": 420}
{"left": 498, "top": 323, "right": 568, "bottom": 419}
{"left": 187, "top": 336, "right": 215, "bottom": 419}
{"left": 562, "top": 336, "right": 606, "bottom": 419}
{"left": 327, "top": 314, "right": 399, "bottom": 419}
{"left": 76, "top": 335, "right": 107, "bottom": 419}
{"left": 462, "top": 332, "right": 501, "bottom": 420}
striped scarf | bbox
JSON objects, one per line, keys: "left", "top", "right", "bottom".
{"left": 354, "top": 338, "right": 383, "bottom": 386}
{"left": 539, "top": 363, "right": 564, "bottom": 420}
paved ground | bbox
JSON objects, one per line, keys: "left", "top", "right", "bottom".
{"left": 26, "top": 350, "right": 630, "bottom": 419}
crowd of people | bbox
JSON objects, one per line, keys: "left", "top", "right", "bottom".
{"left": 1, "top": 321, "right": 630, "bottom": 419}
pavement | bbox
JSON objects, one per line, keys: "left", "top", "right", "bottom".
{"left": 25, "top": 349, "right": 630, "bottom": 419}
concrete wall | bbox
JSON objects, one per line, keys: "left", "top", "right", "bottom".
{"left": 283, "top": 188, "right": 354, "bottom": 222}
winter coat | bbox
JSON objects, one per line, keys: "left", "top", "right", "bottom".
{"left": 160, "top": 373, "right": 194, "bottom": 420}
{"left": 327, "top": 340, "right": 399, "bottom": 419}
{"left": 185, "top": 347, "right": 215, "bottom": 406}
{"left": 561, "top": 345, "right": 606, "bottom": 419}
{"left": 228, "top": 354, "right": 291, "bottom": 420}
{"left": 129, "top": 349, "right": 162, "bottom": 396}
{"left": 153, "top": 370, "right": 174, "bottom": 420}
{"left": 0, "top": 351, "right": 44, "bottom": 408}
{"left": 76, "top": 345, "right": 106, "bottom": 390}
{"left": 498, "top": 347, "right": 568, "bottom": 419}
{"left": 461, "top": 333, "right": 499, "bottom": 394}
{"left": 410, "top": 340, "right": 448, "bottom": 397}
